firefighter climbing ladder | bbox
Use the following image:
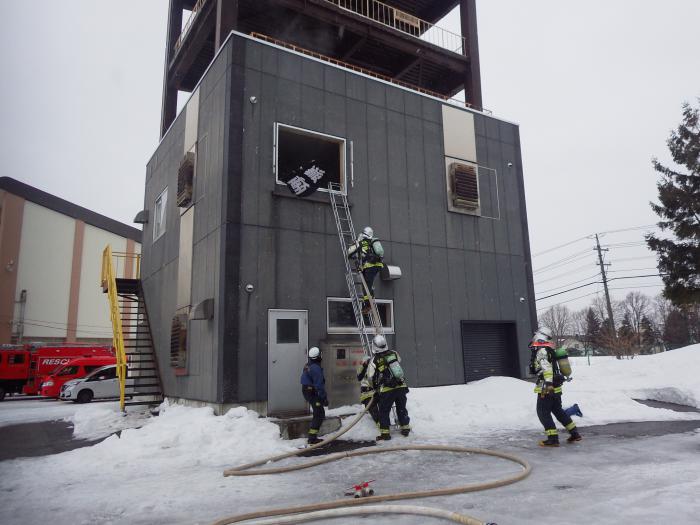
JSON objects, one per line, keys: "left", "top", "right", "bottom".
{"left": 328, "top": 182, "right": 383, "bottom": 357}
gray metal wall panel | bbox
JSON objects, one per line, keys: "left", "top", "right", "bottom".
{"left": 480, "top": 252, "right": 500, "bottom": 320}
{"left": 446, "top": 248, "right": 468, "bottom": 383}
{"left": 386, "top": 111, "right": 411, "bottom": 245}
{"left": 429, "top": 246, "right": 455, "bottom": 384}
{"left": 410, "top": 244, "right": 437, "bottom": 385}
{"left": 424, "top": 120, "right": 447, "bottom": 247}
{"left": 390, "top": 242, "right": 417, "bottom": 384}
{"left": 405, "top": 116, "right": 429, "bottom": 245}
{"left": 367, "top": 107, "right": 391, "bottom": 237}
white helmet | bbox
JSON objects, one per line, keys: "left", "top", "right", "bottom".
{"left": 533, "top": 327, "right": 553, "bottom": 343}
{"left": 361, "top": 226, "right": 374, "bottom": 239}
{"left": 372, "top": 335, "right": 388, "bottom": 354}
{"left": 308, "top": 347, "right": 321, "bottom": 359}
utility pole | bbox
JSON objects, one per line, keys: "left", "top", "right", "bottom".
{"left": 594, "top": 234, "right": 616, "bottom": 335}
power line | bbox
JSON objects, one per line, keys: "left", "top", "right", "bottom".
{"left": 536, "top": 273, "right": 602, "bottom": 294}
{"left": 534, "top": 264, "right": 598, "bottom": 284}
{"left": 532, "top": 236, "right": 589, "bottom": 257}
{"left": 536, "top": 289, "right": 602, "bottom": 312}
{"left": 536, "top": 274, "right": 665, "bottom": 301}
{"left": 532, "top": 223, "right": 659, "bottom": 258}
{"left": 533, "top": 249, "right": 594, "bottom": 274}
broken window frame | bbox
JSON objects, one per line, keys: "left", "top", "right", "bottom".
{"left": 273, "top": 123, "right": 347, "bottom": 195}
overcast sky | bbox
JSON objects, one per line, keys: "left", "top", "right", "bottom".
{"left": 2, "top": 1, "right": 698, "bottom": 316}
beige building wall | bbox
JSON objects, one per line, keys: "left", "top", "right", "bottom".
{"left": 75, "top": 225, "right": 129, "bottom": 340}
{"left": 15, "top": 202, "right": 74, "bottom": 338}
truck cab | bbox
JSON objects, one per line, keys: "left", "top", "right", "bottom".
{"left": 39, "top": 356, "right": 116, "bottom": 398}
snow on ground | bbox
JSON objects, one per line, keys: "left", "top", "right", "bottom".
{"left": 1, "top": 345, "right": 699, "bottom": 524}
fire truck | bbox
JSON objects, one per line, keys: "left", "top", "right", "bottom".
{"left": 0, "top": 343, "right": 114, "bottom": 400}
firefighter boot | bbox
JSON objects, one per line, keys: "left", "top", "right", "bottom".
{"left": 539, "top": 435, "right": 560, "bottom": 447}
{"left": 376, "top": 432, "right": 391, "bottom": 441}
{"left": 307, "top": 436, "right": 322, "bottom": 445}
{"left": 567, "top": 429, "right": 582, "bottom": 443}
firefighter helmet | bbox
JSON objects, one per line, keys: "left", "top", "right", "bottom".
{"left": 372, "top": 335, "right": 388, "bottom": 354}
{"left": 308, "top": 347, "right": 321, "bottom": 359}
{"left": 533, "top": 327, "right": 553, "bottom": 343}
{"left": 361, "top": 226, "right": 374, "bottom": 239}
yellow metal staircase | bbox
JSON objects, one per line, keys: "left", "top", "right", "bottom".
{"left": 101, "top": 246, "right": 163, "bottom": 411}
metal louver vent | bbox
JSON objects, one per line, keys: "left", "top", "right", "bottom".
{"left": 169, "top": 314, "right": 188, "bottom": 368}
{"left": 176, "top": 151, "right": 195, "bottom": 207}
{"left": 450, "top": 163, "right": 479, "bottom": 209}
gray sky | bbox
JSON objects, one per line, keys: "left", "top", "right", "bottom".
{"left": 2, "top": 0, "right": 698, "bottom": 315}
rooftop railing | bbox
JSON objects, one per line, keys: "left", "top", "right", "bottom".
{"left": 323, "top": 0, "right": 465, "bottom": 55}
{"left": 174, "top": 0, "right": 208, "bottom": 53}
{"left": 173, "top": 0, "right": 465, "bottom": 56}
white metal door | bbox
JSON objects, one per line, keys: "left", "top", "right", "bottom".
{"left": 268, "top": 309, "right": 308, "bottom": 416}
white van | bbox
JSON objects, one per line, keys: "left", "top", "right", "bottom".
{"left": 61, "top": 364, "right": 119, "bottom": 403}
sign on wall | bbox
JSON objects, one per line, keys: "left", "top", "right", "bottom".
{"left": 282, "top": 160, "right": 327, "bottom": 197}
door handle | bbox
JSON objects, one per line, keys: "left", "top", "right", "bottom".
{"left": 272, "top": 360, "right": 277, "bottom": 364}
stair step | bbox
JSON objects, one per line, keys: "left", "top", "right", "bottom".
{"left": 125, "top": 400, "right": 163, "bottom": 407}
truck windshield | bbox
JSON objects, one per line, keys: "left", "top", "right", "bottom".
{"left": 56, "top": 365, "right": 80, "bottom": 376}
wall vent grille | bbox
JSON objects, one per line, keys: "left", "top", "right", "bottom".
{"left": 450, "top": 162, "right": 479, "bottom": 209}
{"left": 176, "top": 151, "right": 195, "bottom": 207}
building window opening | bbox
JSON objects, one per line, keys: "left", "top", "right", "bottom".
{"left": 275, "top": 124, "right": 346, "bottom": 196}
{"left": 327, "top": 298, "right": 394, "bottom": 334}
{"left": 153, "top": 188, "right": 168, "bottom": 241}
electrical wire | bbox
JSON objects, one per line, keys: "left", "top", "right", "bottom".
{"left": 536, "top": 273, "right": 602, "bottom": 294}
{"left": 534, "top": 264, "right": 598, "bottom": 285}
{"left": 536, "top": 274, "right": 665, "bottom": 301}
{"left": 533, "top": 250, "right": 594, "bottom": 275}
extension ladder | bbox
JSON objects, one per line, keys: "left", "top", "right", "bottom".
{"left": 328, "top": 182, "right": 384, "bottom": 358}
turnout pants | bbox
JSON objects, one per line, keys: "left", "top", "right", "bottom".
{"left": 378, "top": 387, "right": 410, "bottom": 435}
{"left": 536, "top": 392, "right": 576, "bottom": 437}
{"left": 302, "top": 386, "right": 325, "bottom": 437}
{"left": 361, "top": 266, "right": 381, "bottom": 302}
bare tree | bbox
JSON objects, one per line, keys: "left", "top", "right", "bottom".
{"left": 538, "top": 305, "right": 572, "bottom": 347}
{"left": 621, "top": 291, "right": 651, "bottom": 351}
{"left": 571, "top": 308, "right": 588, "bottom": 338}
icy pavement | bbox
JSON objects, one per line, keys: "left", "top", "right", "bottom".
{"left": 0, "top": 345, "right": 699, "bottom": 524}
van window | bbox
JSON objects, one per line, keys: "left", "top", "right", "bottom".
{"left": 57, "top": 365, "right": 80, "bottom": 376}
{"left": 9, "top": 353, "right": 25, "bottom": 364}
{"left": 85, "top": 365, "right": 101, "bottom": 374}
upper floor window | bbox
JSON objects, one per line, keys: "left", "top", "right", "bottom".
{"left": 327, "top": 297, "right": 394, "bottom": 334}
{"left": 153, "top": 188, "right": 168, "bottom": 241}
{"left": 275, "top": 123, "right": 346, "bottom": 196}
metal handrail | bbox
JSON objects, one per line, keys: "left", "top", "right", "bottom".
{"left": 101, "top": 245, "right": 128, "bottom": 411}
{"left": 174, "top": 0, "right": 208, "bottom": 52}
{"left": 323, "top": 0, "right": 465, "bottom": 55}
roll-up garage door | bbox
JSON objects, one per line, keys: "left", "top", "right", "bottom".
{"left": 461, "top": 321, "right": 518, "bottom": 382}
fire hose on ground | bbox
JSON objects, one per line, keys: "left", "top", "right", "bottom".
{"left": 214, "top": 395, "right": 531, "bottom": 525}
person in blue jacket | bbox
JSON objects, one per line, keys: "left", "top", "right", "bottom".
{"left": 300, "top": 346, "right": 328, "bottom": 444}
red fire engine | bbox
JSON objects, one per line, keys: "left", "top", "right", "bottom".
{"left": 0, "top": 343, "right": 114, "bottom": 400}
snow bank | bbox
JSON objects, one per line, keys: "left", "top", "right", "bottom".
{"left": 569, "top": 343, "right": 700, "bottom": 410}
{"left": 77, "top": 402, "right": 297, "bottom": 470}
{"left": 342, "top": 344, "right": 700, "bottom": 440}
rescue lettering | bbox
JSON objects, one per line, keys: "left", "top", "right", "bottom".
{"left": 41, "top": 358, "right": 71, "bottom": 366}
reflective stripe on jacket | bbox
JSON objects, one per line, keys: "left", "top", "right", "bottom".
{"left": 533, "top": 347, "right": 562, "bottom": 394}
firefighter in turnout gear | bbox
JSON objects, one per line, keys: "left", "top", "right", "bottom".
{"left": 347, "top": 227, "right": 385, "bottom": 314}
{"left": 370, "top": 335, "right": 410, "bottom": 440}
{"left": 300, "top": 347, "right": 328, "bottom": 445}
{"left": 530, "top": 327, "right": 582, "bottom": 447}
{"left": 357, "top": 356, "right": 380, "bottom": 425}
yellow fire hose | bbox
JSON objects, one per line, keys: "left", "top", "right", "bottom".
{"left": 215, "top": 397, "right": 531, "bottom": 524}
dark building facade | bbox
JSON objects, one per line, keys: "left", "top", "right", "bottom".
{"left": 141, "top": 30, "right": 537, "bottom": 414}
